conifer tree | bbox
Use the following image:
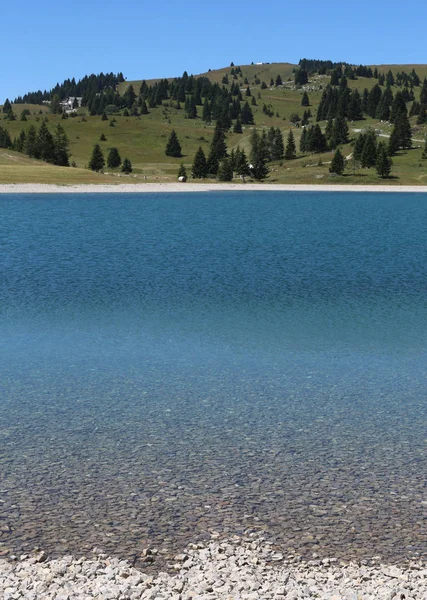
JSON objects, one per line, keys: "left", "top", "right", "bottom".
{"left": 233, "top": 117, "right": 243, "bottom": 133}
{"left": 361, "top": 131, "right": 377, "bottom": 167}
{"left": 37, "top": 121, "right": 55, "bottom": 162}
{"left": 89, "top": 144, "right": 105, "bottom": 171}
{"left": 218, "top": 157, "right": 234, "bottom": 181}
{"left": 376, "top": 141, "right": 392, "bottom": 178}
{"left": 395, "top": 113, "right": 412, "bottom": 149}
{"left": 202, "top": 99, "right": 212, "bottom": 122}
{"left": 241, "top": 101, "right": 254, "bottom": 125}
{"left": 284, "top": 130, "right": 296, "bottom": 160}
{"left": 207, "top": 122, "right": 227, "bottom": 175}
{"left": 234, "top": 147, "right": 250, "bottom": 179}
{"left": 121, "top": 158, "right": 132, "bottom": 173}
{"left": 140, "top": 100, "right": 149, "bottom": 115}
{"left": 422, "top": 137, "right": 427, "bottom": 159}
{"left": 53, "top": 123, "right": 70, "bottom": 166}
{"left": 192, "top": 147, "right": 208, "bottom": 178}
{"left": 271, "top": 128, "right": 284, "bottom": 160}
{"left": 177, "top": 163, "right": 187, "bottom": 178}
{"left": 165, "top": 129, "right": 182, "bottom": 157}
{"left": 353, "top": 133, "right": 365, "bottom": 162}
{"left": 2, "top": 99, "right": 12, "bottom": 113}
{"left": 275, "top": 74, "right": 283, "bottom": 86}
{"left": 0, "top": 126, "right": 12, "bottom": 148}
{"left": 25, "top": 125, "right": 38, "bottom": 157}
{"left": 388, "top": 127, "right": 400, "bottom": 156}
{"left": 301, "top": 91, "right": 310, "bottom": 106}
{"left": 329, "top": 148, "right": 345, "bottom": 175}
{"left": 107, "top": 147, "right": 122, "bottom": 168}
{"left": 300, "top": 127, "right": 308, "bottom": 153}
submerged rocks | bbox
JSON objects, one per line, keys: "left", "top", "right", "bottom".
{"left": 1, "top": 536, "right": 427, "bottom": 599}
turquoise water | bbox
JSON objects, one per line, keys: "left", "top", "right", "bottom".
{"left": 1, "top": 191, "right": 427, "bottom": 565}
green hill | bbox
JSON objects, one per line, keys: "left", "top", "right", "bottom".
{"left": 1, "top": 62, "right": 427, "bottom": 186}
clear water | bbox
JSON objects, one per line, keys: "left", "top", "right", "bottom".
{"left": 1, "top": 191, "right": 427, "bottom": 565}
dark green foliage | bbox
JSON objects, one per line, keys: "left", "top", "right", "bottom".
{"left": 330, "top": 70, "right": 340, "bottom": 86}
{"left": 376, "top": 86, "right": 393, "bottom": 121}
{"left": 261, "top": 81, "right": 267, "bottom": 89}
{"left": 140, "top": 100, "right": 149, "bottom": 115}
{"left": 14, "top": 130, "right": 27, "bottom": 152}
{"left": 202, "top": 99, "right": 211, "bottom": 122}
{"left": 234, "top": 146, "right": 250, "bottom": 179}
{"left": 52, "top": 123, "right": 70, "bottom": 166}
{"left": 329, "top": 148, "right": 345, "bottom": 175}
{"left": 301, "top": 91, "right": 310, "bottom": 106}
{"left": 294, "top": 69, "right": 308, "bottom": 86}
{"left": 386, "top": 70, "right": 395, "bottom": 86}
{"left": 50, "top": 94, "right": 62, "bottom": 115}
{"left": 361, "top": 130, "right": 377, "bottom": 167}
{"left": 305, "top": 124, "right": 327, "bottom": 153}
{"left": 3, "top": 99, "right": 12, "bottom": 114}
{"left": 100, "top": 133, "right": 107, "bottom": 141}
{"left": 218, "top": 157, "right": 233, "bottom": 181}
{"left": 417, "top": 105, "right": 427, "bottom": 125}
{"left": 353, "top": 134, "right": 365, "bottom": 162}
{"left": 25, "top": 125, "right": 37, "bottom": 157}
{"left": 250, "top": 129, "right": 269, "bottom": 180}
{"left": 270, "top": 128, "right": 284, "bottom": 161}
{"left": 0, "top": 125, "right": 12, "bottom": 148}
{"left": 367, "top": 84, "right": 382, "bottom": 118}
{"left": 89, "top": 143, "right": 105, "bottom": 171}
{"left": 177, "top": 163, "right": 187, "bottom": 178}
{"left": 347, "top": 89, "right": 363, "bottom": 120}
{"left": 165, "top": 129, "right": 182, "bottom": 157}
{"left": 388, "top": 127, "right": 400, "bottom": 156}
{"left": 233, "top": 117, "right": 242, "bottom": 133}
{"left": 275, "top": 75, "right": 283, "bottom": 86}
{"left": 107, "top": 147, "right": 121, "bottom": 168}
{"left": 328, "top": 116, "right": 349, "bottom": 149}
{"left": 192, "top": 146, "right": 208, "bottom": 178}
{"left": 121, "top": 158, "right": 132, "bottom": 173}
{"left": 394, "top": 113, "right": 412, "bottom": 149}
{"left": 123, "top": 85, "right": 136, "bottom": 109}
{"left": 245, "top": 86, "right": 251, "bottom": 97}
{"left": 207, "top": 122, "right": 227, "bottom": 175}
{"left": 390, "top": 91, "right": 407, "bottom": 124}
{"left": 300, "top": 127, "right": 308, "bottom": 153}
{"left": 422, "top": 137, "right": 427, "bottom": 159}
{"left": 241, "top": 101, "right": 254, "bottom": 125}
{"left": 376, "top": 141, "right": 392, "bottom": 178}
{"left": 284, "top": 130, "right": 296, "bottom": 160}
{"left": 36, "top": 121, "right": 55, "bottom": 162}
{"left": 101, "top": 112, "right": 108, "bottom": 121}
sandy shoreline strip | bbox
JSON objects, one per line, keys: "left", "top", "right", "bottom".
{"left": 1, "top": 182, "right": 427, "bottom": 194}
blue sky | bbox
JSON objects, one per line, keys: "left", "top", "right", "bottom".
{"left": 2, "top": 0, "right": 427, "bottom": 102}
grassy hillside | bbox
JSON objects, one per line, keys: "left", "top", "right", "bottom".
{"left": 1, "top": 62, "right": 427, "bottom": 185}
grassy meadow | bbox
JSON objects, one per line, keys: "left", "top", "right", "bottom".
{"left": 1, "top": 62, "right": 427, "bottom": 185}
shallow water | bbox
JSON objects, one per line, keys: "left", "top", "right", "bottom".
{"left": 1, "top": 191, "right": 427, "bottom": 565}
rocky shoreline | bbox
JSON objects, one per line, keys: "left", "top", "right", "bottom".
{"left": 1, "top": 182, "right": 427, "bottom": 194}
{"left": 1, "top": 535, "right": 425, "bottom": 599}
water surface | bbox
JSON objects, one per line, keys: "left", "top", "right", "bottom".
{"left": 1, "top": 191, "right": 427, "bottom": 566}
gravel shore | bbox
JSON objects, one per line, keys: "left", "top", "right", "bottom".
{"left": 1, "top": 536, "right": 425, "bottom": 599}
{"left": 1, "top": 183, "right": 427, "bottom": 194}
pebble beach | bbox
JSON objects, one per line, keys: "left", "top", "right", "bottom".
{"left": 1, "top": 183, "right": 427, "bottom": 193}
{"left": 1, "top": 535, "right": 426, "bottom": 600}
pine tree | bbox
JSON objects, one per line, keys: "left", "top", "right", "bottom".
{"left": 353, "top": 134, "right": 365, "bottom": 161}
{"left": 140, "top": 100, "right": 149, "bottom": 115}
{"left": 241, "top": 101, "right": 254, "bottom": 125}
{"left": 376, "top": 141, "right": 392, "bottom": 178}
{"left": 329, "top": 148, "right": 345, "bottom": 175}
{"left": 275, "top": 74, "right": 283, "bottom": 87}
{"left": 301, "top": 91, "right": 310, "bottom": 106}
{"left": 207, "top": 122, "right": 227, "bottom": 175}
{"left": 300, "top": 127, "right": 308, "bottom": 153}
{"left": 422, "top": 136, "right": 427, "bottom": 159}
{"left": 37, "top": 121, "right": 55, "bottom": 162}
{"left": 0, "top": 126, "right": 12, "bottom": 148}
{"left": 233, "top": 117, "right": 243, "bottom": 133}
{"left": 89, "top": 144, "right": 105, "bottom": 171}
{"left": 388, "top": 127, "right": 400, "bottom": 156}
{"left": 192, "top": 146, "right": 208, "bottom": 178}
{"left": 121, "top": 158, "right": 132, "bottom": 173}
{"left": 202, "top": 99, "right": 211, "bottom": 122}
{"left": 2, "top": 99, "right": 12, "bottom": 113}
{"left": 177, "top": 163, "right": 187, "bottom": 178}
{"left": 25, "top": 125, "right": 38, "bottom": 157}
{"left": 123, "top": 85, "right": 136, "bottom": 109}
{"left": 53, "top": 123, "right": 70, "bottom": 166}
{"left": 361, "top": 131, "right": 377, "bottom": 167}
{"left": 249, "top": 129, "right": 269, "bottom": 180}
{"left": 234, "top": 147, "right": 250, "bottom": 180}
{"left": 107, "top": 147, "right": 122, "bottom": 168}
{"left": 271, "top": 128, "right": 284, "bottom": 160}
{"left": 395, "top": 113, "right": 412, "bottom": 149}
{"left": 284, "top": 130, "right": 296, "bottom": 160}
{"left": 165, "top": 129, "right": 182, "bottom": 157}
{"left": 218, "top": 157, "right": 234, "bottom": 181}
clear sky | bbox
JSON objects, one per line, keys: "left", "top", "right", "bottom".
{"left": 2, "top": 0, "right": 427, "bottom": 102}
